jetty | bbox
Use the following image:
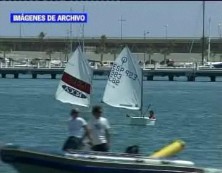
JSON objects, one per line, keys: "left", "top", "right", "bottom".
{"left": 0, "top": 67, "right": 222, "bottom": 82}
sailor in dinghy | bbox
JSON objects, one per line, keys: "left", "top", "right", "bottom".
{"left": 102, "top": 46, "right": 156, "bottom": 126}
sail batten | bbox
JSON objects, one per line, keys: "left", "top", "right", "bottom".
{"left": 102, "top": 47, "right": 142, "bottom": 110}
{"left": 55, "top": 46, "right": 92, "bottom": 107}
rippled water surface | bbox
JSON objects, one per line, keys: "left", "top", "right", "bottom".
{"left": 0, "top": 76, "right": 222, "bottom": 172}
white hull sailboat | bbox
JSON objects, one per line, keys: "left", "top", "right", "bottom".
{"left": 130, "top": 116, "right": 156, "bottom": 126}
{"left": 55, "top": 46, "right": 93, "bottom": 108}
{"left": 102, "top": 46, "right": 156, "bottom": 126}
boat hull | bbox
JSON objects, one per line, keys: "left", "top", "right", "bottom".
{"left": 130, "top": 117, "right": 156, "bottom": 126}
{"left": 213, "top": 63, "right": 222, "bottom": 68}
{"left": 0, "top": 144, "right": 205, "bottom": 173}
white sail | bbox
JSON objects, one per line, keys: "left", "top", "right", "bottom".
{"left": 102, "top": 46, "right": 142, "bottom": 110}
{"left": 55, "top": 46, "right": 92, "bottom": 107}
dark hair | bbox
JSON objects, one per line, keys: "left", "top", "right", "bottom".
{"left": 149, "top": 110, "right": 154, "bottom": 114}
{"left": 70, "top": 109, "right": 79, "bottom": 115}
{"left": 92, "top": 105, "right": 102, "bottom": 113}
{"left": 125, "top": 145, "right": 139, "bottom": 154}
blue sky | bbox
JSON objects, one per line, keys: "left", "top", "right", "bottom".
{"left": 0, "top": 1, "right": 222, "bottom": 38}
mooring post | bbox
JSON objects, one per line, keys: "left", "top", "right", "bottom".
{"left": 14, "top": 73, "right": 19, "bottom": 79}
{"left": 51, "top": 74, "right": 56, "bottom": 79}
{"left": 1, "top": 74, "right": 6, "bottom": 78}
{"left": 210, "top": 76, "right": 216, "bottom": 82}
{"left": 187, "top": 76, "right": 195, "bottom": 82}
{"left": 147, "top": 75, "right": 154, "bottom": 81}
{"left": 32, "top": 74, "right": 37, "bottom": 79}
{"left": 168, "top": 75, "right": 174, "bottom": 81}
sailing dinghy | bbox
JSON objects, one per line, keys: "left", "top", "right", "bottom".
{"left": 55, "top": 46, "right": 93, "bottom": 108}
{"left": 102, "top": 46, "right": 156, "bottom": 126}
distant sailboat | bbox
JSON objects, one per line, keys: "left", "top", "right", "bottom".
{"left": 102, "top": 46, "right": 156, "bottom": 126}
{"left": 200, "top": 2, "right": 222, "bottom": 68}
{"left": 55, "top": 46, "right": 93, "bottom": 108}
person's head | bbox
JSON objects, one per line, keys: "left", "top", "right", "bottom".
{"left": 149, "top": 110, "right": 154, "bottom": 115}
{"left": 92, "top": 105, "right": 102, "bottom": 119}
{"left": 70, "top": 108, "right": 79, "bottom": 118}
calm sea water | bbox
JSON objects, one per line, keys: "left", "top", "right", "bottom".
{"left": 0, "top": 75, "right": 222, "bottom": 172}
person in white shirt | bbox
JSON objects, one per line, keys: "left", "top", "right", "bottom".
{"left": 88, "top": 105, "right": 111, "bottom": 152}
{"left": 62, "top": 108, "right": 91, "bottom": 151}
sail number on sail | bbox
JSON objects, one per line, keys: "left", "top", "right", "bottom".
{"left": 108, "top": 57, "right": 138, "bottom": 86}
{"left": 62, "top": 85, "right": 87, "bottom": 98}
{"left": 61, "top": 72, "right": 91, "bottom": 94}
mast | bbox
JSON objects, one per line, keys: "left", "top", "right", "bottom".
{"left": 201, "top": 1, "right": 205, "bottom": 65}
{"left": 140, "top": 67, "right": 143, "bottom": 116}
{"left": 207, "top": 17, "right": 211, "bottom": 62}
{"left": 70, "top": 8, "right": 73, "bottom": 53}
{"left": 82, "top": 5, "right": 85, "bottom": 52}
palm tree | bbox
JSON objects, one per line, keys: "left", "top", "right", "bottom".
{"left": 95, "top": 35, "right": 107, "bottom": 65}
{"left": 0, "top": 44, "right": 10, "bottom": 59}
{"left": 46, "top": 49, "right": 54, "bottom": 61}
{"left": 100, "top": 35, "right": 107, "bottom": 63}
{"left": 160, "top": 41, "right": 175, "bottom": 65}
{"left": 146, "top": 44, "right": 156, "bottom": 64}
{"left": 110, "top": 48, "right": 117, "bottom": 61}
{"left": 62, "top": 47, "right": 69, "bottom": 62}
{"left": 38, "top": 32, "right": 46, "bottom": 51}
{"left": 110, "top": 46, "right": 122, "bottom": 61}
{"left": 160, "top": 47, "right": 171, "bottom": 65}
{"left": 46, "top": 48, "right": 54, "bottom": 68}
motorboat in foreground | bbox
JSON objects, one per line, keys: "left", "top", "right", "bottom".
{"left": 2, "top": 143, "right": 220, "bottom": 173}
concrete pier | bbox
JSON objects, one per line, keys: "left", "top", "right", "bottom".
{"left": 0, "top": 67, "right": 222, "bottom": 81}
